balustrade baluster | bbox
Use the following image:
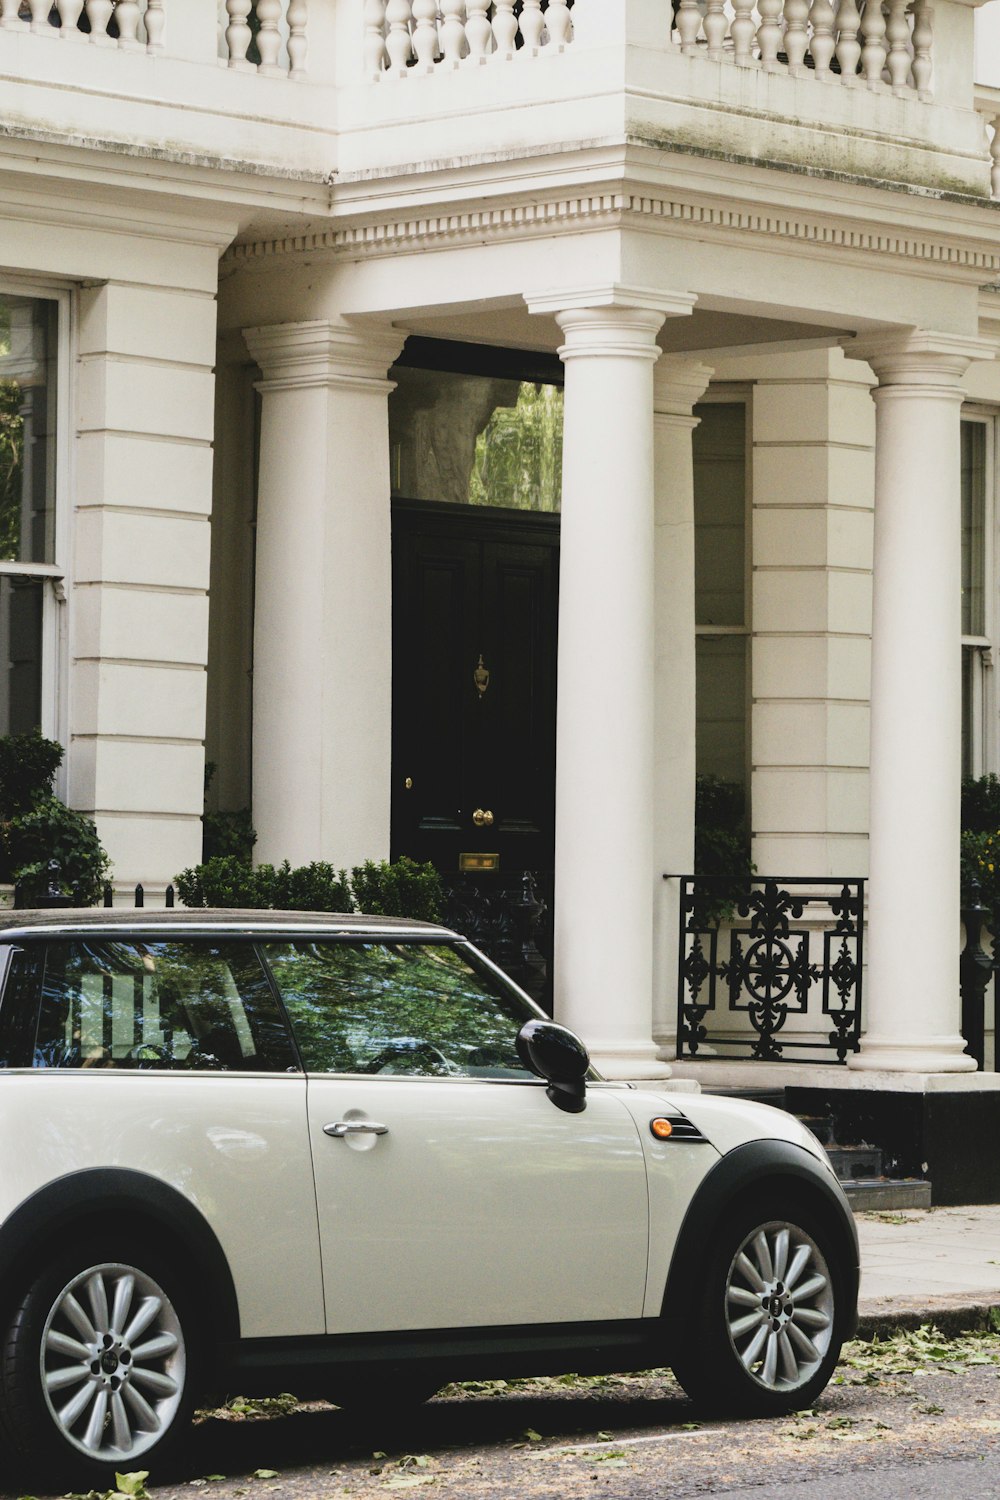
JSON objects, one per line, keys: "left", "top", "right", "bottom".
{"left": 808, "top": 0, "right": 836, "bottom": 76}
{"left": 438, "top": 0, "right": 465, "bottom": 62}
{"left": 783, "top": 0, "right": 810, "bottom": 73}
{"left": 492, "top": 0, "right": 517, "bottom": 57}
{"left": 255, "top": 0, "right": 283, "bottom": 72}
{"left": 859, "top": 0, "right": 887, "bottom": 86}
{"left": 28, "top": 0, "right": 50, "bottom": 32}
{"left": 364, "top": 0, "right": 387, "bottom": 73}
{"left": 465, "top": 0, "right": 492, "bottom": 60}
{"left": 756, "top": 0, "right": 784, "bottom": 68}
{"left": 144, "top": 0, "right": 165, "bottom": 50}
{"left": 0, "top": 0, "right": 26, "bottom": 29}
{"left": 384, "top": 0, "right": 414, "bottom": 70}
{"left": 115, "top": 0, "right": 142, "bottom": 48}
{"left": 730, "top": 0, "right": 757, "bottom": 66}
{"left": 834, "top": 0, "right": 862, "bottom": 81}
{"left": 675, "top": 0, "right": 703, "bottom": 54}
{"left": 910, "top": 0, "right": 932, "bottom": 98}
{"left": 85, "top": 0, "right": 114, "bottom": 43}
{"left": 703, "top": 0, "right": 727, "bottom": 60}
{"left": 57, "top": 0, "right": 85, "bottom": 36}
{"left": 288, "top": 0, "right": 308, "bottom": 76}
{"left": 226, "top": 0, "right": 254, "bottom": 67}
{"left": 884, "top": 0, "right": 911, "bottom": 91}
{"left": 411, "top": 0, "right": 440, "bottom": 69}
{"left": 519, "top": 0, "right": 544, "bottom": 49}
{"left": 545, "top": 0, "right": 573, "bottom": 47}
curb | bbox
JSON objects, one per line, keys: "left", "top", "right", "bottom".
{"left": 856, "top": 1297, "right": 1000, "bottom": 1341}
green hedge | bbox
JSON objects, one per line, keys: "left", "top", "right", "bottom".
{"left": 175, "top": 853, "right": 443, "bottom": 922}
{"left": 0, "top": 729, "right": 111, "bottom": 905}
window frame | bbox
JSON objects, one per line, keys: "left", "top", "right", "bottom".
{"left": 693, "top": 385, "right": 753, "bottom": 798}
{"left": 960, "top": 406, "right": 998, "bottom": 780}
{"left": 0, "top": 279, "right": 71, "bottom": 752}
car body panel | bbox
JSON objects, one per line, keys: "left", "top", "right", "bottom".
{"left": 0, "top": 1069, "right": 323, "bottom": 1338}
{"left": 305, "top": 1075, "right": 651, "bottom": 1332}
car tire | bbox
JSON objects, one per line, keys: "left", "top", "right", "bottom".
{"left": 0, "top": 1240, "right": 199, "bottom": 1487}
{"left": 671, "top": 1193, "right": 847, "bottom": 1417}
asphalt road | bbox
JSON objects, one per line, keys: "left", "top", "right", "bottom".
{"left": 6, "top": 1327, "right": 1000, "bottom": 1499}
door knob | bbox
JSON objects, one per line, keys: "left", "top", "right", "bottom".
{"left": 472, "top": 808, "right": 494, "bottom": 827}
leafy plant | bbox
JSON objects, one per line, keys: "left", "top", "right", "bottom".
{"left": 201, "top": 762, "right": 256, "bottom": 863}
{"left": 693, "top": 774, "right": 754, "bottom": 923}
{"left": 960, "top": 774, "right": 1000, "bottom": 910}
{"left": 351, "top": 857, "right": 443, "bottom": 922}
{"left": 0, "top": 729, "right": 111, "bottom": 904}
{"left": 174, "top": 854, "right": 442, "bottom": 921}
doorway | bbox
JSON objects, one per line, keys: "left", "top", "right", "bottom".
{"left": 390, "top": 499, "right": 559, "bottom": 878}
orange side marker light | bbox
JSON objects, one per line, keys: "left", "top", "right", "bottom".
{"left": 650, "top": 1117, "right": 674, "bottom": 1140}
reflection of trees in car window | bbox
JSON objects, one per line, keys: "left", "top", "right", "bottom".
{"left": 262, "top": 941, "right": 536, "bottom": 1078}
{"left": 33, "top": 940, "right": 295, "bottom": 1071}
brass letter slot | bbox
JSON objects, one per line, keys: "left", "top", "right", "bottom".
{"left": 459, "top": 852, "right": 500, "bottom": 872}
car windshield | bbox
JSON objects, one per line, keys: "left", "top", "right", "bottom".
{"left": 261, "top": 939, "right": 538, "bottom": 1078}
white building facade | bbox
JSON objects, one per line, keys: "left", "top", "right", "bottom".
{"left": 5, "top": 0, "right": 1000, "bottom": 1190}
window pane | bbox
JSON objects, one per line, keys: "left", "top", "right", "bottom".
{"left": 33, "top": 939, "right": 296, "bottom": 1071}
{"left": 0, "top": 944, "right": 44, "bottom": 1068}
{"left": 961, "top": 420, "right": 986, "bottom": 638}
{"left": 696, "top": 634, "right": 747, "bottom": 785}
{"left": 264, "top": 940, "right": 536, "bottom": 1078}
{"left": 0, "top": 575, "right": 43, "bottom": 735}
{"left": 694, "top": 404, "right": 746, "bottom": 628}
{"left": 390, "top": 366, "right": 562, "bottom": 512}
{"left": 962, "top": 642, "right": 976, "bottom": 779}
{"left": 0, "top": 296, "right": 57, "bottom": 565}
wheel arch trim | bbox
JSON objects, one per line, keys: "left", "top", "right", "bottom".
{"left": 660, "top": 1138, "right": 860, "bottom": 1337}
{"left": 0, "top": 1167, "right": 240, "bottom": 1342}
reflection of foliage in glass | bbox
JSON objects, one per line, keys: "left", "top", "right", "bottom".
{"left": 0, "top": 378, "right": 25, "bottom": 562}
{"left": 468, "top": 383, "right": 562, "bottom": 512}
{"left": 33, "top": 939, "right": 295, "bottom": 1071}
{"left": 265, "top": 940, "right": 534, "bottom": 1078}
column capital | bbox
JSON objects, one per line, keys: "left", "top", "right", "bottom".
{"left": 243, "top": 318, "right": 406, "bottom": 394}
{"left": 526, "top": 284, "right": 697, "bottom": 321}
{"left": 653, "top": 357, "right": 714, "bottom": 420}
{"left": 843, "top": 329, "right": 997, "bottom": 388}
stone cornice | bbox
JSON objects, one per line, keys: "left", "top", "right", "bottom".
{"left": 222, "top": 186, "right": 1000, "bottom": 280}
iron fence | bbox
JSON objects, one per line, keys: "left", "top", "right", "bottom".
{"left": 675, "top": 874, "right": 865, "bottom": 1063}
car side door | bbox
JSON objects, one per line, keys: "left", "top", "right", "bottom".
{"left": 262, "top": 937, "right": 650, "bottom": 1336}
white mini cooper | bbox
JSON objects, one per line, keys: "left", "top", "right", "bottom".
{"left": 0, "top": 909, "right": 858, "bottom": 1486}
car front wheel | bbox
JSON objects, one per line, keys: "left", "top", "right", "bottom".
{"left": 0, "top": 1244, "right": 196, "bottom": 1486}
{"left": 672, "top": 1197, "right": 846, "bottom": 1417}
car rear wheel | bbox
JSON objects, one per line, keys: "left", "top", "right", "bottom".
{"left": 0, "top": 1243, "right": 197, "bottom": 1486}
{"left": 672, "top": 1196, "right": 846, "bottom": 1417}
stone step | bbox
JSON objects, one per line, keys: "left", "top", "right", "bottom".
{"left": 841, "top": 1178, "right": 933, "bottom": 1211}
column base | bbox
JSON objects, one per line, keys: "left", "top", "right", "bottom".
{"left": 847, "top": 1034, "right": 977, "bottom": 1073}
{"left": 589, "top": 1042, "right": 674, "bottom": 1080}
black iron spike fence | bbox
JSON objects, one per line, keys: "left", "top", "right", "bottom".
{"left": 675, "top": 874, "right": 865, "bottom": 1063}
{"left": 13, "top": 864, "right": 174, "bottom": 910}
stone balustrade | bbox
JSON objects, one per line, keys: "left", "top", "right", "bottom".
{"left": 366, "top": 0, "right": 933, "bottom": 101}
{"left": 978, "top": 90, "right": 1000, "bottom": 200}
{"left": 222, "top": 0, "right": 307, "bottom": 77}
{"left": 0, "top": 0, "right": 164, "bottom": 47}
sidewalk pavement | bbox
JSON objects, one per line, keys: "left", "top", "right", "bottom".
{"left": 856, "top": 1204, "right": 1000, "bottom": 1336}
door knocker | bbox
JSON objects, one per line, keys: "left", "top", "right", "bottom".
{"left": 474, "top": 654, "right": 490, "bottom": 698}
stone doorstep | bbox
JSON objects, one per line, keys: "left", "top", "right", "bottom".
{"left": 843, "top": 1177, "right": 933, "bottom": 1212}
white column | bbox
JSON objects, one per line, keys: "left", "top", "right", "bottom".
{"left": 652, "top": 358, "right": 713, "bottom": 1059}
{"left": 527, "top": 285, "right": 695, "bottom": 1077}
{"left": 846, "top": 331, "right": 994, "bottom": 1072}
{"left": 243, "top": 319, "right": 405, "bottom": 871}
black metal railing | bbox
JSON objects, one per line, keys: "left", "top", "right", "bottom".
{"left": 12, "top": 862, "right": 174, "bottom": 910}
{"left": 675, "top": 875, "right": 865, "bottom": 1063}
{"left": 441, "top": 870, "right": 551, "bottom": 1012}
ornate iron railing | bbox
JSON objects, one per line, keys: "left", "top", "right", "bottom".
{"left": 675, "top": 875, "right": 865, "bottom": 1063}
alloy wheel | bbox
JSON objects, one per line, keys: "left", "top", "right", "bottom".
{"left": 724, "top": 1220, "right": 835, "bottom": 1390}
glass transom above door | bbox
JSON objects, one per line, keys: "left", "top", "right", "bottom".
{"left": 389, "top": 365, "right": 563, "bottom": 513}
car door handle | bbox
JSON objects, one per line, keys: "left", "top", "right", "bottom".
{"left": 324, "top": 1120, "right": 389, "bottom": 1138}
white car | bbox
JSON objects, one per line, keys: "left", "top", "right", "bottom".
{"left": 0, "top": 909, "right": 859, "bottom": 1486}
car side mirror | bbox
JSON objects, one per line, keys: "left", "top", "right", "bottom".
{"left": 516, "top": 1019, "right": 589, "bottom": 1113}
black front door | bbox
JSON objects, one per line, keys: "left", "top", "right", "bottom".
{"left": 391, "top": 500, "right": 559, "bottom": 879}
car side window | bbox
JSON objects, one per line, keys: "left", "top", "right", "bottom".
{"left": 32, "top": 938, "right": 298, "bottom": 1072}
{"left": 261, "top": 940, "right": 536, "bottom": 1079}
{"left": 0, "top": 944, "right": 45, "bottom": 1068}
